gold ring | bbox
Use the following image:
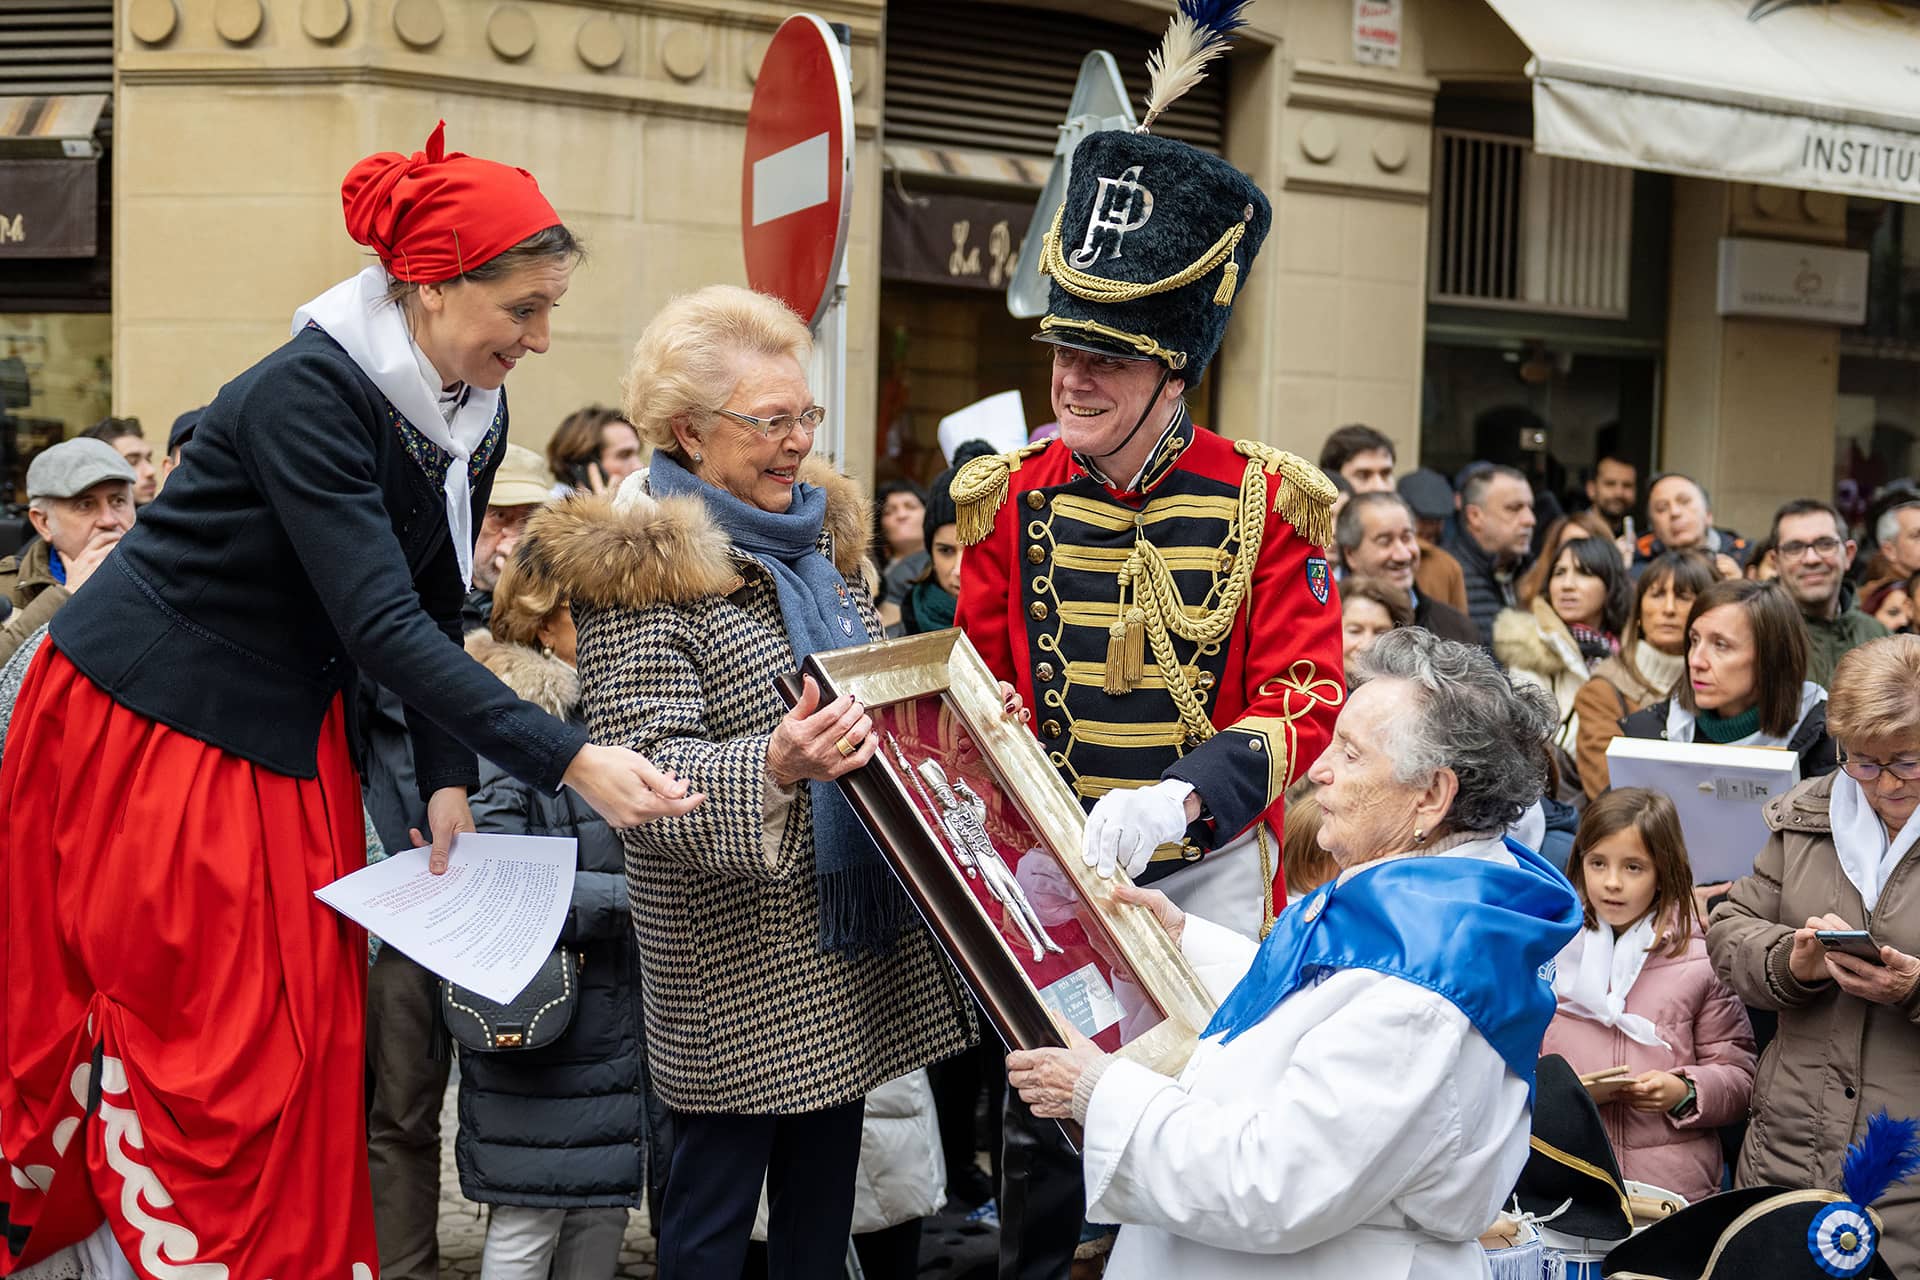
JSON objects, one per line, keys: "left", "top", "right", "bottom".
{"left": 835, "top": 735, "right": 856, "bottom": 757}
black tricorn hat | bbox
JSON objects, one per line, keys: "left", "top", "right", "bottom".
{"left": 1034, "top": 131, "right": 1269, "bottom": 389}
{"left": 1513, "top": 1054, "right": 1634, "bottom": 1241}
{"left": 1605, "top": 1110, "right": 1920, "bottom": 1279}
{"left": 1602, "top": 1189, "right": 1896, "bottom": 1279}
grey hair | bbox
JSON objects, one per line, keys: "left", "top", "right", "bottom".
{"left": 1459, "top": 464, "right": 1530, "bottom": 511}
{"left": 1877, "top": 498, "right": 1920, "bottom": 550}
{"left": 1350, "top": 628, "right": 1559, "bottom": 834}
{"left": 1334, "top": 491, "right": 1412, "bottom": 553}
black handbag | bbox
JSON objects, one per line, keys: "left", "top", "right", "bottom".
{"left": 440, "top": 945, "right": 580, "bottom": 1052}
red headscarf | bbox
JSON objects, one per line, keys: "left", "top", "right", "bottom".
{"left": 340, "top": 121, "right": 561, "bottom": 283}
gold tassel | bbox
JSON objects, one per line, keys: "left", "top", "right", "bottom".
{"left": 1105, "top": 619, "right": 1132, "bottom": 695}
{"left": 1122, "top": 606, "right": 1146, "bottom": 684}
{"left": 1213, "top": 258, "right": 1239, "bottom": 305}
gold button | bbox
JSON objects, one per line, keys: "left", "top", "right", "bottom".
{"left": 1026, "top": 491, "right": 1046, "bottom": 510}
{"left": 1029, "top": 601, "right": 1049, "bottom": 620}
{"left": 1042, "top": 719, "right": 1062, "bottom": 740}
{"left": 1026, "top": 544, "right": 1046, "bottom": 564}
{"left": 1197, "top": 670, "right": 1216, "bottom": 690}
{"left": 1036, "top": 662, "right": 1055, "bottom": 682}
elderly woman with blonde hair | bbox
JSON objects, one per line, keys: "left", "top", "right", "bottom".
{"left": 519, "top": 284, "right": 978, "bottom": 1278}
{"left": 1709, "top": 633, "right": 1920, "bottom": 1277}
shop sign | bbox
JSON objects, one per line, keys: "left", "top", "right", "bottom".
{"left": 0, "top": 158, "right": 96, "bottom": 258}
{"left": 1353, "top": 0, "right": 1402, "bottom": 68}
{"left": 882, "top": 189, "right": 1030, "bottom": 292}
{"left": 1716, "top": 237, "right": 1870, "bottom": 326}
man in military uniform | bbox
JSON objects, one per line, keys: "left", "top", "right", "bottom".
{"left": 954, "top": 80, "right": 1346, "bottom": 1280}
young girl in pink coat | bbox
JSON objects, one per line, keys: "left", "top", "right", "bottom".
{"left": 1541, "top": 788, "right": 1757, "bottom": 1204}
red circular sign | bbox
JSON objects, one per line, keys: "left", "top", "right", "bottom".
{"left": 741, "top": 15, "right": 853, "bottom": 327}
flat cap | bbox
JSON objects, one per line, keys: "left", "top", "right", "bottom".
{"left": 27, "top": 437, "right": 137, "bottom": 500}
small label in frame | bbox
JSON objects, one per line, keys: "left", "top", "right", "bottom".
{"left": 1037, "top": 962, "right": 1123, "bottom": 1038}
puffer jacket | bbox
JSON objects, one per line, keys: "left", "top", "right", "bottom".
{"left": 1541, "top": 918, "right": 1755, "bottom": 1204}
{"left": 1707, "top": 771, "right": 1920, "bottom": 1280}
{"left": 1493, "top": 595, "right": 1589, "bottom": 753}
{"left": 453, "top": 631, "right": 648, "bottom": 1208}
{"left": 518, "top": 462, "right": 974, "bottom": 1115}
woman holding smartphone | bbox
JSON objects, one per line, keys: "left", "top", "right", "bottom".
{"left": 1710, "top": 634, "right": 1920, "bottom": 1275}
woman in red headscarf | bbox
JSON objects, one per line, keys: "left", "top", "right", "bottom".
{"left": 0, "top": 124, "right": 700, "bottom": 1278}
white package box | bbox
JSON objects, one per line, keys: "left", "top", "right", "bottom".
{"left": 1605, "top": 737, "right": 1800, "bottom": 884}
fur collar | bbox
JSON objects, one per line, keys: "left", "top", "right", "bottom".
{"left": 1492, "top": 594, "right": 1584, "bottom": 680}
{"left": 464, "top": 631, "right": 579, "bottom": 718}
{"left": 519, "top": 457, "right": 872, "bottom": 612}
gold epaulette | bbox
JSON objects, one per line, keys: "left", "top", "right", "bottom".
{"left": 1233, "top": 441, "right": 1337, "bottom": 549}
{"left": 951, "top": 440, "right": 1051, "bottom": 547}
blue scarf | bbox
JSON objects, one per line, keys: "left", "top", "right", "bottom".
{"left": 648, "top": 452, "right": 905, "bottom": 956}
{"left": 1203, "top": 837, "right": 1582, "bottom": 1094}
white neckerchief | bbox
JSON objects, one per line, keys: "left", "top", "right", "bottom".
{"left": 1829, "top": 770, "right": 1920, "bottom": 916}
{"left": 1666, "top": 680, "right": 1827, "bottom": 749}
{"left": 291, "top": 266, "right": 500, "bottom": 588}
{"left": 1552, "top": 913, "right": 1671, "bottom": 1049}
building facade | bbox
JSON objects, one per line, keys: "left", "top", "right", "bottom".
{"left": 0, "top": 0, "right": 1911, "bottom": 539}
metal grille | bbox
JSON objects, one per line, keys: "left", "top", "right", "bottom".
{"left": 884, "top": 1, "right": 1226, "bottom": 162}
{"left": 1430, "top": 128, "right": 1632, "bottom": 318}
{"left": 0, "top": 1, "right": 113, "bottom": 97}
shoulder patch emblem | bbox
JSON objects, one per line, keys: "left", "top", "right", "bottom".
{"left": 1305, "top": 555, "right": 1330, "bottom": 606}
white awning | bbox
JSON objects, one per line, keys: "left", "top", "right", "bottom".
{"left": 1484, "top": 0, "right": 1920, "bottom": 203}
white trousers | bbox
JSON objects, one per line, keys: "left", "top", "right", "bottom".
{"left": 479, "top": 1205, "right": 628, "bottom": 1280}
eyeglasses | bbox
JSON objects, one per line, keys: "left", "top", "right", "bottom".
{"left": 1837, "top": 748, "right": 1920, "bottom": 782}
{"left": 710, "top": 405, "right": 827, "bottom": 439}
{"left": 1779, "top": 537, "right": 1844, "bottom": 559}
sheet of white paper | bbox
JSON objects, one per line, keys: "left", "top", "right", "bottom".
{"left": 316, "top": 832, "right": 577, "bottom": 1004}
{"left": 938, "top": 389, "right": 1027, "bottom": 461}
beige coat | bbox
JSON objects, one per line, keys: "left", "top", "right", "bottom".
{"left": 1707, "top": 771, "right": 1920, "bottom": 1279}
{"left": 1571, "top": 639, "right": 1685, "bottom": 800}
{"left": 519, "top": 461, "right": 974, "bottom": 1115}
{"left": 1493, "top": 595, "right": 1588, "bottom": 752}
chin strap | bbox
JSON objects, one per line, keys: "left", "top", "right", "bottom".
{"left": 1083, "top": 365, "right": 1176, "bottom": 474}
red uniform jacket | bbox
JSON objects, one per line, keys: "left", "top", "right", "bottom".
{"left": 956, "top": 412, "right": 1345, "bottom": 912}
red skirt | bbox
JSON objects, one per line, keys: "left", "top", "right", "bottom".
{"left": 0, "top": 646, "right": 377, "bottom": 1277}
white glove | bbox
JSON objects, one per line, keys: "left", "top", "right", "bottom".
{"left": 1082, "top": 779, "right": 1194, "bottom": 879}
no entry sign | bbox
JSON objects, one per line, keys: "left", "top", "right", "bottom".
{"left": 742, "top": 15, "right": 853, "bottom": 327}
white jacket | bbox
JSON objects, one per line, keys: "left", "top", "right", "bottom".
{"left": 1084, "top": 837, "right": 1534, "bottom": 1280}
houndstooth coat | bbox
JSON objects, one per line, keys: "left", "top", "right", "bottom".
{"left": 520, "top": 460, "right": 976, "bottom": 1115}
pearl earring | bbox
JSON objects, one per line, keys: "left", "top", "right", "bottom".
{"left": 1413, "top": 828, "right": 1426, "bottom": 845}
{"left": 691, "top": 450, "right": 703, "bottom": 463}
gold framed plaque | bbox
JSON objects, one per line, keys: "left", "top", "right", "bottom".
{"left": 779, "top": 629, "right": 1217, "bottom": 1138}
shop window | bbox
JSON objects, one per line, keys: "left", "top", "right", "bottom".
{"left": 0, "top": 312, "right": 110, "bottom": 506}
{"left": 1836, "top": 200, "right": 1920, "bottom": 529}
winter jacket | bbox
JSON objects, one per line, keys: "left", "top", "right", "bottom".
{"left": 452, "top": 632, "right": 647, "bottom": 1208}
{"left": 1541, "top": 919, "right": 1756, "bottom": 1204}
{"left": 1800, "top": 587, "right": 1889, "bottom": 689}
{"left": 1493, "top": 595, "right": 1590, "bottom": 753}
{"left": 1708, "top": 771, "right": 1920, "bottom": 1279}
{"left": 1413, "top": 540, "right": 1469, "bottom": 614}
{"left": 1618, "top": 692, "right": 1838, "bottom": 785}
{"left": 1632, "top": 526, "right": 1749, "bottom": 574}
{"left": 518, "top": 464, "right": 975, "bottom": 1114}
{"left": 0, "top": 537, "right": 66, "bottom": 667}
{"left": 1442, "top": 529, "right": 1524, "bottom": 649}
{"left": 1571, "top": 640, "right": 1685, "bottom": 800}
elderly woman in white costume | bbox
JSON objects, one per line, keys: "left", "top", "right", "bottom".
{"left": 1008, "top": 629, "right": 1585, "bottom": 1279}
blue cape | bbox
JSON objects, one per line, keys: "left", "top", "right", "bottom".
{"left": 1201, "top": 838, "right": 1582, "bottom": 1093}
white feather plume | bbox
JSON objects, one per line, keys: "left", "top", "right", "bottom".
{"left": 1141, "top": 11, "right": 1225, "bottom": 132}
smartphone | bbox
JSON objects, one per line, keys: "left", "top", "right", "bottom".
{"left": 1623, "top": 515, "right": 1637, "bottom": 546}
{"left": 1817, "top": 929, "right": 1886, "bottom": 964}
